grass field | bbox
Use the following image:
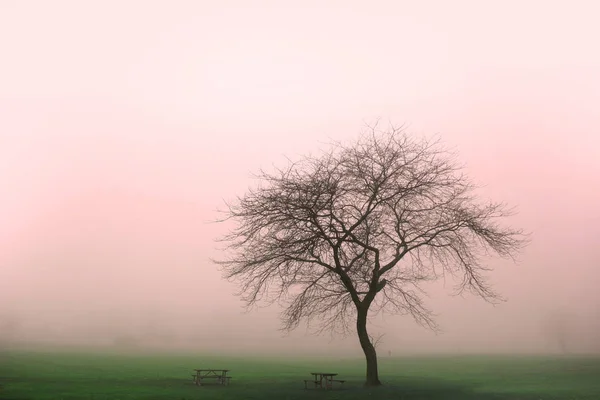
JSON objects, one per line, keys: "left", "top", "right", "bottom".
{"left": 1, "top": 350, "right": 599, "bottom": 400}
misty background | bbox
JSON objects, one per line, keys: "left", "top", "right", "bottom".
{"left": 1, "top": 1, "right": 599, "bottom": 356}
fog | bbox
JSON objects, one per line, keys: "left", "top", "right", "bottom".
{"left": 1, "top": 0, "right": 599, "bottom": 357}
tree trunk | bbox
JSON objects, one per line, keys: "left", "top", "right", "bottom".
{"left": 356, "top": 307, "right": 382, "bottom": 386}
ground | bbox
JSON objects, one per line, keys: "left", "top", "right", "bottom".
{"left": 1, "top": 350, "right": 599, "bottom": 399}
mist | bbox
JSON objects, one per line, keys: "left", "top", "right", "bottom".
{"left": 1, "top": 0, "right": 599, "bottom": 358}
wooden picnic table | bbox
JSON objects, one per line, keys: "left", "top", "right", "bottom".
{"left": 304, "top": 372, "right": 344, "bottom": 390}
{"left": 192, "top": 369, "right": 231, "bottom": 386}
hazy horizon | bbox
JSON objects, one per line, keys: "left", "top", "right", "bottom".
{"left": 1, "top": 0, "right": 599, "bottom": 357}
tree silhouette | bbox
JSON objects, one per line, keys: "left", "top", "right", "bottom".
{"left": 215, "top": 124, "right": 528, "bottom": 386}
{"left": 543, "top": 311, "right": 573, "bottom": 354}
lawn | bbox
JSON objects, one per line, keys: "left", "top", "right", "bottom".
{"left": 1, "top": 350, "right": 599, "bottom": 400}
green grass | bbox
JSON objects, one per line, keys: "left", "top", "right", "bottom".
{"left": 1, "top": 350, "right": 599, "bottom": 399}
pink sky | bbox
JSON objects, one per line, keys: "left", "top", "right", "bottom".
{"left": 1, "top": 0, "right": 599, "bottom": 354}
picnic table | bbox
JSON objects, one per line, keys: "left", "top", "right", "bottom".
{"left": 304, "top": 372, "right": 345, "bottom": 390}
{"left": 192, "top": 369, "right": 231, "bottom": 386}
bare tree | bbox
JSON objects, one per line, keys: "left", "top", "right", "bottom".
{"left": 543, "top": 311, "right": 573, "bottom": 354}
{"left": 0, "top": 314, "right": 20, "bottom": 351}
{"left": 215, "top": 125, "right": 528, "bottom": 386}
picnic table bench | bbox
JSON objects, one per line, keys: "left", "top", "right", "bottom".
{"left": 192, "top": 369, "right": 231, "bottom": 386}
{"left": 303, "top": 372, "right": 346, "bottom": 390}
